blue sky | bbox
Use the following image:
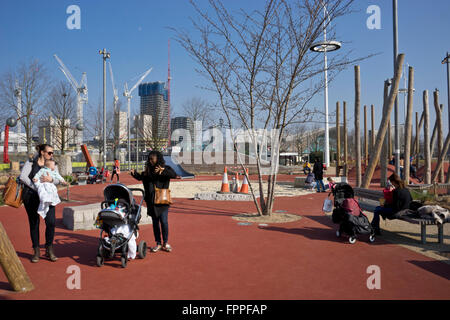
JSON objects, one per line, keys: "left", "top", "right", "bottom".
{"left": 1, "top": 0, "right": 450, "bottom": 133}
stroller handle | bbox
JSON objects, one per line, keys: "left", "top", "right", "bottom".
{"left": 129, "top": 188, "right": 145, "bottom": 198}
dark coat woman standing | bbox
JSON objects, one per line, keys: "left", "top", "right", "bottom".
{"left": 313, "top": 157, "right": 326, "bottom": 192}
{"left": 19, "top": 144, "right": 59, "bottom": 262}
{"left": 130, "top": 151, "right": 178, "bottom": 252}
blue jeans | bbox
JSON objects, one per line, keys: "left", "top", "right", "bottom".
{"left": 316, "top": 179, "right": 325, "bottom": 192}
{"left": 151, "top": 207, "right": 169, "bottom": 245}
{"left": 371, "top": 206, "right": 393, "bottom": 229}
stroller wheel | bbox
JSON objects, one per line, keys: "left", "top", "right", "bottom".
{"left": 96, "top": 255, "right": 104, "bottom": 267}
{"left": 348, "top": 237, "right": 357, "bottom": 244}
{"left": 121, "top": 256, "right": 128, "bottom": 268}
{"left": 336, "top": 230, "right": 341, "bottom": 237}
{"left": 369, "top": 235, "right": 376, "bottom": 243}
{"left": 98, "top": 243, "right": 104, "bottom": 257}
{"left": 138, "top": 241, "right": 147, "bottom": 259}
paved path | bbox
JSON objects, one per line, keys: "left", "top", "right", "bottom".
{"left": 0, "top": 174, "right": 449, "bottom": 300}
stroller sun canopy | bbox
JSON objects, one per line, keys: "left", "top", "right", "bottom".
{"left": 103, "top": 184, "right": 135, "bottom": 206}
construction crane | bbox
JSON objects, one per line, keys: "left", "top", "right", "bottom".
{"left": 123, "top": 67, "right": 153, "bottom": 170}
{"left": 108, "top": 61, "right": 120, "bottom": 158}
{"left": 53, "top": 54, "right": 87, "bottom": 145}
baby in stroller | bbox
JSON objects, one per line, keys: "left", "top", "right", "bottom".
{"left": 331, "top": 183, "right": 375, "bottom": 244}
{"left": 95, "top": 184, "right": 147, "bottom": 268}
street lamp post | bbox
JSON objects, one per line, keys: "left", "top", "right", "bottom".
{"left": 309, "top": 4, "right": 341, "bottom": 168}
{"left": 99, "top": 49, "right": 110, "bottom": 174}
{"left": 393, "top": 0, "right": 400, "bottom": 176}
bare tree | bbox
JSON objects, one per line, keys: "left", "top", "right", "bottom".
{"left": 44, "top": 82, "right": 78, "bottom": 154}
{"left": 173, "top": 0, "right": 365, "bottom": 215}
{"left": 84, "top": 100, "right": 114, "bottom": 156}
{"left": 181, "top": 97, "right": 214, "bottom": 128}
{"left": 0, "top": 59, "right": 50, "bottom": 153}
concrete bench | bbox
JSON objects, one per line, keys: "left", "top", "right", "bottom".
{"left": 62, "top": 203, "right": 152, "bottom": 231}
{"left": 353, "top": 187, "right": 449, "bottom": 244}
{"left": 77, "top": 175, "right": 88, "bottom": 186}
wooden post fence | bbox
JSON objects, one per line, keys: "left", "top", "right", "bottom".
{"left": 403, "top": 66, "right": 414, "bottom": 185}
{"left": 361, "top": 54, "right": 405, "bottom": 189}
{"left": 355, "top": 66, "right": 362, "bottom": 187}
{"left": 364, "top": 105, "right": 368, "bottom": 167}
{"left": 0, "top": 222, "right": 34, "bottom": 292}
{"left": 423, "top": 90, "right": 431, "bottom": 184}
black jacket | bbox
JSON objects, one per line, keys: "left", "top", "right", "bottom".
{"left": 391, "top": 188, "right": 412, "bottom": 213}
{"left": 131, "top": 165, "right": 177, "bottom": 217}
{"left": 313, "top": 161, "right": 324, "bottom": 180}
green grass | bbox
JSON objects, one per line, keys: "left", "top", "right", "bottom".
{"left": 409, "top": 189, "right": 435, "bottom": 203}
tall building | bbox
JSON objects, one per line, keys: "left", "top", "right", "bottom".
{"left": 134, "top": 114, "right": 152, "bottom": 148}
{"left": 114, "top": 111, "right": 128, "bottom": 144}
{"left": 38, "top": 117, "right": 77, "bottom": 150}
{"left": 139, "top": 82, "right": 169, "bottom": 148}
{"left": 171, "top": 116, "right": 194, "bottom": 144}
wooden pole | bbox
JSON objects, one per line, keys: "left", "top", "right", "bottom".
{"left": 415, "top": 111, "right": 420, "bottom": 169}
{"left": 412, "top": 112, "right": 424, "bottom": 155}
{"left": 434, "top": 91, "right": 444, "bottom": 182}
{"left": 336, "top": 101, "right": 340, "bottom": 172}
{"left": 361, "top": 54, "right": 405, "bottom": 189}
{"left": 380, "top": 80, "right": 390, "bottom": 187}
{"left": 430, "top": 104, "right": 443, "bottom": 158}
{"left": 364, "top": 105, "right": 368, "bottom": 167}
{"left": 371, "top": 104, "right": 375, "bottom": 153}
{"left": 431, "top": 132, "right": 450, "bottom": 183}
{"left": 423, "top": 90, "right": 431, "bottom": 184}
{"left": 388, "top": 118, "right": 392, "bottom": 158}
{"left": 355, "top": 66, "right": 362, "bottom": 187}
{"left": 343, "top": 101, "right": 348, "bottom": 177}
{"left": 403, "top": 66, "right": 414, "bottom": 185}
{"left": 0, "top": 222, "right": 34, "bottom": 292}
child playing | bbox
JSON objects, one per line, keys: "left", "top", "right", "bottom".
{"left": 33, "top": 159, "right": 68, "bottom": 218}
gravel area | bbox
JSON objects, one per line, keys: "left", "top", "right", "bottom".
{"left": 232, "top": 212, "right": 302, "bottom": 223}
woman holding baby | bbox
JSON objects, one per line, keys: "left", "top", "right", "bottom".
{"left": 19, "top": 144, "right": 66, "bottom": 263}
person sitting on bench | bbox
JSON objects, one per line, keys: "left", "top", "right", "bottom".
{"left": 371, "top": 173, "right": 412, "bottom": 235}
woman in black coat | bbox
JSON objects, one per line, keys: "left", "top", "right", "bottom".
{"left": 130, "top": 151, "right": 178, "bottom": 252}
{"left": 19, "top": 144, "right": 59, "bottom": 262}
{"left": 313, "top": 157, "right": 326, "bottom": 192}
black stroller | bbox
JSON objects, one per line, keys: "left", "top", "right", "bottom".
{"left": 331, "top": 183, "right": 375, "bottom": 244}
{"left": 95, "top": 184, "right": 147, "bottom": 268}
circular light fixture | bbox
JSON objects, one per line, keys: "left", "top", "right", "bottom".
{"left": 76, "top": 123, "right": 84, "bottom": 131}
{"left": 6, "top": 117, "right": 17, "bottom": 127}
{"left": 309, "top": 40, "right": 341, "bottom": 53}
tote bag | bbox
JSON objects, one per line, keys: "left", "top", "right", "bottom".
{"left": 154, "top": 187, "right": 172, "bottom": 205}
{"left": 2, "top": 177, "right": 23, "bottom": 208}
{"left": 322, "top": 198, "right": 333, "bottom": 212}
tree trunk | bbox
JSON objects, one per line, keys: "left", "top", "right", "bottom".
{"left": 423, "top": 90, "right": 431, "bottom": 184}
{"left": 380, "top": 80, "right": 390, "bottom": 187}
{"left": 361, "top": 54, "right": 405, "bottom": 189}
{"left": 0, "top": 222, "right": 34, "bottom": 292}
{"left": 412, "top": 112, "right": 424, "bottom": 155}
{"left": 355, "top": 66, "right": 362, "bottom": 187}
{"left": 430, "top": 104, "right": 443, "bottom": 158}
{"left": 415, "top": 112, "right": 419, "bottom": 169}
{"left": 403, "top": 66, "right": 414, "bottom": 185}
{"left": 433, "top": 91, "right": 444, "bottom": 182}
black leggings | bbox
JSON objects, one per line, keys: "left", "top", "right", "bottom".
{"left": 111, "top": 171, "right": 120, "bottom": 182}
{"left": 24, "top": 193, "right": 56, "bottom": 248}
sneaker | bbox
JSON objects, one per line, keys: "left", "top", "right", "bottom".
{"left": 151, "top": 244, "right": 162, "bottom": 252}
{"left": 162, "top": 243, "right": 172, "bottom": 252}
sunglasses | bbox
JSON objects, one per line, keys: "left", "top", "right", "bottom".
{"left": 46, "top": 151, "right": 54, "bottom": 156}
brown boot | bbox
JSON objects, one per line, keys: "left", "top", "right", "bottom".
{"left": 31, "top": 247, "right": 40, "bottom": 263}
{"left": 45, "top": 245, "right": 58, "bottom": 262}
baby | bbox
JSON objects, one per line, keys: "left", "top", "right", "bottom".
{"left": 33, "top": 159, "right": 68, "bottom": 218}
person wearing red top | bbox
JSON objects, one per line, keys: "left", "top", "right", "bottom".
{"left": 111, "top": 158, "right": 120, "bottom": 183}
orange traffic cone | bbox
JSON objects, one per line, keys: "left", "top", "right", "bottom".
{"left": 239, "top": 169, "right": 249, "bottom": 194}
{"left": 219, "top": 166, "right": 230, "bottom": 193}
{"left": 233, "top": 171, "right": 240, "bottom": 193}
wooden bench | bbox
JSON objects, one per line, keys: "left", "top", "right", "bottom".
{"left": 353, "top": 187, "right": 449, "bottom": 244}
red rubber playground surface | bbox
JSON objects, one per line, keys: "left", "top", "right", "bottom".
{"left": 0, "top": 173, "right": 449, "bottom": 300}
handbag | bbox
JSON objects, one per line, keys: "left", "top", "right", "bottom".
{"left": 322, "top": 198, "right": 333, "bottom": 212}
{"left": 3, "top": 176, "right": 23, "bottom": 208}
{"left": 154, "top": 187, "right": 172, "bottom": 205}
